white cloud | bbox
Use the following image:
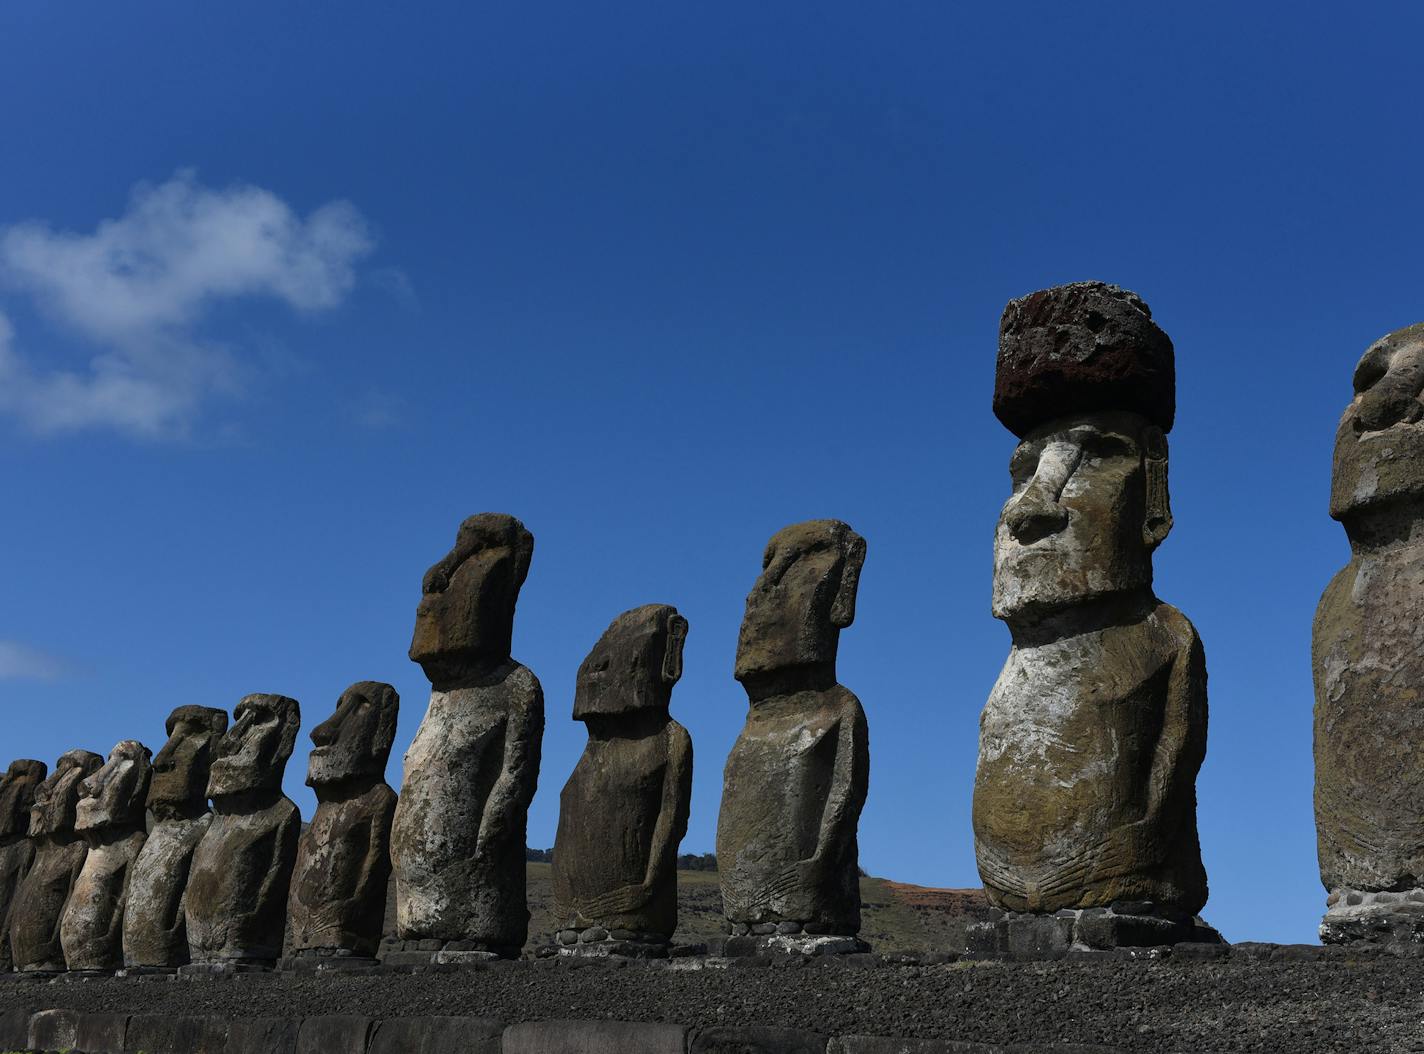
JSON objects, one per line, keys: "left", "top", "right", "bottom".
{"left": 0, "top": 171, "right": 375, "bottom": 438}
{"left": 0, "top": 641, "right": 70, "bottom": 681}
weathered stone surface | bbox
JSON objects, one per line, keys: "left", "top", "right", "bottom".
{"left": 993, "top": 281, "right": 1175, "bottom": 438}
{"left": 76, "top": 1011, "right": 130, "bottom": 1053}
{"left": 0, "top": 758, "right": 45, "bottom": 971}
{"left": 974, "top": 285, "right": 1208, "bottom": 923}
{"left": 290, "top": 680, "right": 399, "bottom": 958}
{"left": 9, "top": 748, "right": 102, "bottom": 972}
{"left": 1315, "top": 321, "right": 1424, "bottom": 945}
{"left": 393, "top": 513, "right": 543, "bottom": 953}
{"left": 502, "top": 1019, "right": 689, "bottom": 1054}
{"left": 295, "top": 1014, "right": 373, "bottom": 1054}
{"left": 226, "top": 1016, "right": 300, "bottom": 1054}
{"left": 552, "top": 604, "right": 692, "bottom": 941}
{"left": 367, "top": 1015, "right": 505, "bottom": 1054}
{"left": 123, "top": 1013, "right": 228, "bottom": 1054}
{"left": 186, "top": 693, "right": 301, "bottom": 966}
{"left": 690, "top": 1025, "right": 828, "bottom": 1053}
{"left": 718, "top": 520, "right": 870, "bottom": 936}
{"left": 28, "top": 1007, "right": 80, "bottom": 1050}
{"left": 123, "top": 705, "right": 228, "bottom": 969}
{"left": 61, "top": 739, "right": 152, "bottom": 971}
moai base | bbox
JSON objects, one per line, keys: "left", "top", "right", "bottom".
{"left": 966, "top": 903, "right": 1224, "bottom": 960}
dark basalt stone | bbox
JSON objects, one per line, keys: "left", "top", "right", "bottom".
{"left": 0, "top": 758, "right": 46, "bottom": 972}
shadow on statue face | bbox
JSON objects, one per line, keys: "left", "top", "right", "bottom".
{"left": 992, "top": 410, "right": 1169, "bottom": 623}
{"left": 574, "top": 605, "right": 686, "bottom": 720}
{"left": 307, "top": 681, "right": 399, "bottom": 788}
{"left": 208, "top": 694, "right": 300, "bottom": 798}
{"left": 0, "top": 761, "right": 46, "bottom": 840}
{"left": 148, "top": 706, "right": 229, "bottom": 812}
{"left": 1331, "top": 325, "right": 1424, "bottom": 527}
{"left": 29, "top": 751, "right": 102, "bottom": 838}
{"left": 76, "top": 742, "right": 151, "bottom": 834}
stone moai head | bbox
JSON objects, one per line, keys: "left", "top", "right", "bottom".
{"left": 306, "top": 681, "right": 400, "bottom": 788}
{"left": 0, "top": 760, "right": 47, "bottom": 840}
{"left": 75, "top": 741, "right": 152, "bottom": 834}
{"left": 29, "top": 750, "right": 103, "bottom": 838}
{"left": 990, "top": 282, "right": 1176, "bottom": 624}
{"left": 1329, "top": 321, "right": 1424, "bottom": 540}
{"left": 574, "top": 604, "right": 688, "bottom": 721}
{"left": 409, "top": 513, "right": 535, "bottom": 687}
{"left": 148, "top": 706, "right": 229, "bottom": 816}
{"left": 733, "top": 519, "right": 867, "bottom": 694}
{"left": 207, "top": 694, "right": 301, "bottom": 799}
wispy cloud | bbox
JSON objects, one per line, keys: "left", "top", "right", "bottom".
{"left": 0, "top": 641, "right": 70, "bottom": 681}
{"left": 0, "top": 170, "right": 375, "bottom": 438}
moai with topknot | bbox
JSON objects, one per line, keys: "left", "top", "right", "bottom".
{"left": 9, "top": 749, "right": 102, "bottom": 974}
{"left": 287, "top": 681, "right": 399, "bottom": 968}
{"left": 551, "top": 605, "right": 693, "bottom": 956}
{"left": 971, "top": 282, "right": 1218, "bottom": 956}
{"left": 0, "top": 760, "right": 47, "bottom": 971}
{"left": 184, "top": 694, "right": 301, "bottom": 971}
{"left": 390, "top": 513, "right": 544, "bottom": 962}
{"left": 60, "top": 740, "right": 152, "bottom": 973}
{"left": 716, "top": 519, "right": 870, "bottom": 955}
{"left": 122, "top": 705, "right": 228, "bottom": 971}
{"left": 1315, "top": 321, "right": 1424, "bottom": 945}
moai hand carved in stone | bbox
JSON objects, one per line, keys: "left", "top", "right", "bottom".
{"left": 9, "top": 750, "right": 102, "bottom": 973}
{"left": 1315, "top": 321, "right": 1424, "bottom": 945}
{"left": 551, "top": 605, "right": 693, "bottom": 955}
{"left": 288, "top": 681, "right": 399, "bottom": 964}
{"left": 0, "top": 760, "right": 46, "bottom": 972}
{"left": 122, "top": 706, "right": 228, "bottom": 970}
{"left": 391, "top": 514, "right": 544, "bottom": 961}
{"left": 185, "top": 694, "right": 301, "bottom": 969}
{"left": 60, "top": 740, "right": 152, "bottom": 972}
{"left": 716, "top": 520, "right": 870, "bottom": 953}
{"left": 971, "top": 282, "right": 1213, "bottom": 954}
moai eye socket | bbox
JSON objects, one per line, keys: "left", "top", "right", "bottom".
{"left": 1353, "top": 347, "right": 1391, "bottom": 395}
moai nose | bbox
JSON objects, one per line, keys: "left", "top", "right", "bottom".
{"left": 1005, "top": 493, "right": 1069, "bottom": 543}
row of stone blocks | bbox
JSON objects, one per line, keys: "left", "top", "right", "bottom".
{"left": 0, "top": 1009, "right": 1122, "bottom": 1054}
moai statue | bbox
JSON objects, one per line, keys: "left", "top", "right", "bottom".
{"left": 716, "top": 519, "right": 870, "bottom": 955}
{"left": 390, "top": 513, "right": 544, "bottom": 962}
{"left": 0, "top": 760, "right": 47, "bottom": 971}
{"left": 971, "top": 282, "right": 1215, "bottom": 955}
{"left": 122, "top": 706, "right": 228, "bottom": 971}
{"left": 60, "top": 740, "right": 152, "bottom": 972}
{"left": 9, "top": 750, "right": 102, "bottom": 974}
{"left": 1315, "top": 321, "right": 1424, "bottom": 945}
{"left": 184, "top": 694, "right": 301, "bottom": 970}
{"left": 287, "top": 681, "right": 399, "bottom": 966}
{"left": 551, "top": 605, "right": 693, "bottom": 956}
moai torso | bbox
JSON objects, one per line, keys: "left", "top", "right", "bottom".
{"left": 1315, "top": 323, "right": 1424, "bottom": 940}
{"left": 10, "top": 750, "right": 102, "bottom": 972}
{"left": 972, "top": 283, "right": 1208, "bottom": 918}
{"left": 552, "top": 605, "right": 693, "bottom": 940}
{"left": 185, "top": 694, "right": 302, "bottom": 965}
{"left": 123, "top": 705, "right": 228, "bottom": 968}
{"left": 391, "top": 513, "right": 544, "bottom": 952}
{"left": 289, "top": 681, "right": 400, "bottom": 957}
{"left": 716, "top": 520, "right": 870, "bottom": 935}
{"left": 61, "top": 741, "right": 152, "bottom": 971}
{"left": 0, "top": 760, "right": 46, "bottom": 971}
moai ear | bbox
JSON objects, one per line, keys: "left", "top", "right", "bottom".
{"left": 1142, "top": 425, "right": 1173, "bottom": 549}
{"left": 830, "top": 532, "right": 867, "bottom": 628}
{"left": 662, "top": 613, "right": 689, "bottom": 685}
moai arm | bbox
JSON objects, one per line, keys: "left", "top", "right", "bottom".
{"left": 476, "top": 683, "right": 544, "bottom": 857}
{"left": 783, "top": 695, "right": 869, "bottom": 900}
{"left": 252, "top": 804, "right": 301, "bottom": 935}
{"left": 356, "top": 788, "right": 397, "bottom": 912}
{"left": 644, "top": 725, "right": 693, "bottom": 891}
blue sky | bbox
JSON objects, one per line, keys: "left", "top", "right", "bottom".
{"left": 1, "top": 2, "right": 1419, "bottom": 945}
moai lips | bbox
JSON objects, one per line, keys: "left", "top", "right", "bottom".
{"left": 1315, "top": 322, "right": 1424, "bottom": 945}
{"left": 0, "top": 760, "right": 46, "bottom": 971}
{"left": 716, "top": 520, "right": 870, "bottom": 941}
{"left": 122, "top": 705, "right": 228, "bottom": 969}
{"left": 61, "top": 740, "right": 152, "bottom": 971}
{"left": 185, "top": 694, "right": 301, "bottom": 967}
{"left": 9, "top": 749, "right": 102, "bottom": 973}
{"left": 289, "top": 681, "right": 399, "bottom": 959}
{"left": 392, "top": 514, "right": 544, "bottom": 957}
{"left": 552, "top": 605, "right": 693, "bottom": 946}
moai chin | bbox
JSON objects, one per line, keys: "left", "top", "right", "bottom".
{"left": 0, "top": 760, "right": 47, "bottom": 972}
{"left": 60, "top": 740, "right": 152, "bottom": 972}
{"left": 9, "top": 750, "right": 102, "bottom": 973}
{"left": 715, "top": 519, "right": 870, "bottom": 952}
{"left": 122, "top": 705, "right": 228, "bottom": 970}
{"left": 288, "top": 680, "right": 399, "bottom": 963}
{"left": 184, "top": 694, "right": 301, "bottom": 969}
{"left": 1315, "top": 321, "right": 1424, "bottom": 945}
{"left": 971, "top": 282, "right": 1213, "bottom": 953}
{"left": 390, "top": 513, "right": 544, "bottom": 960}
{"left": 551, "top": 605, "right": 693, "bottom": 954}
